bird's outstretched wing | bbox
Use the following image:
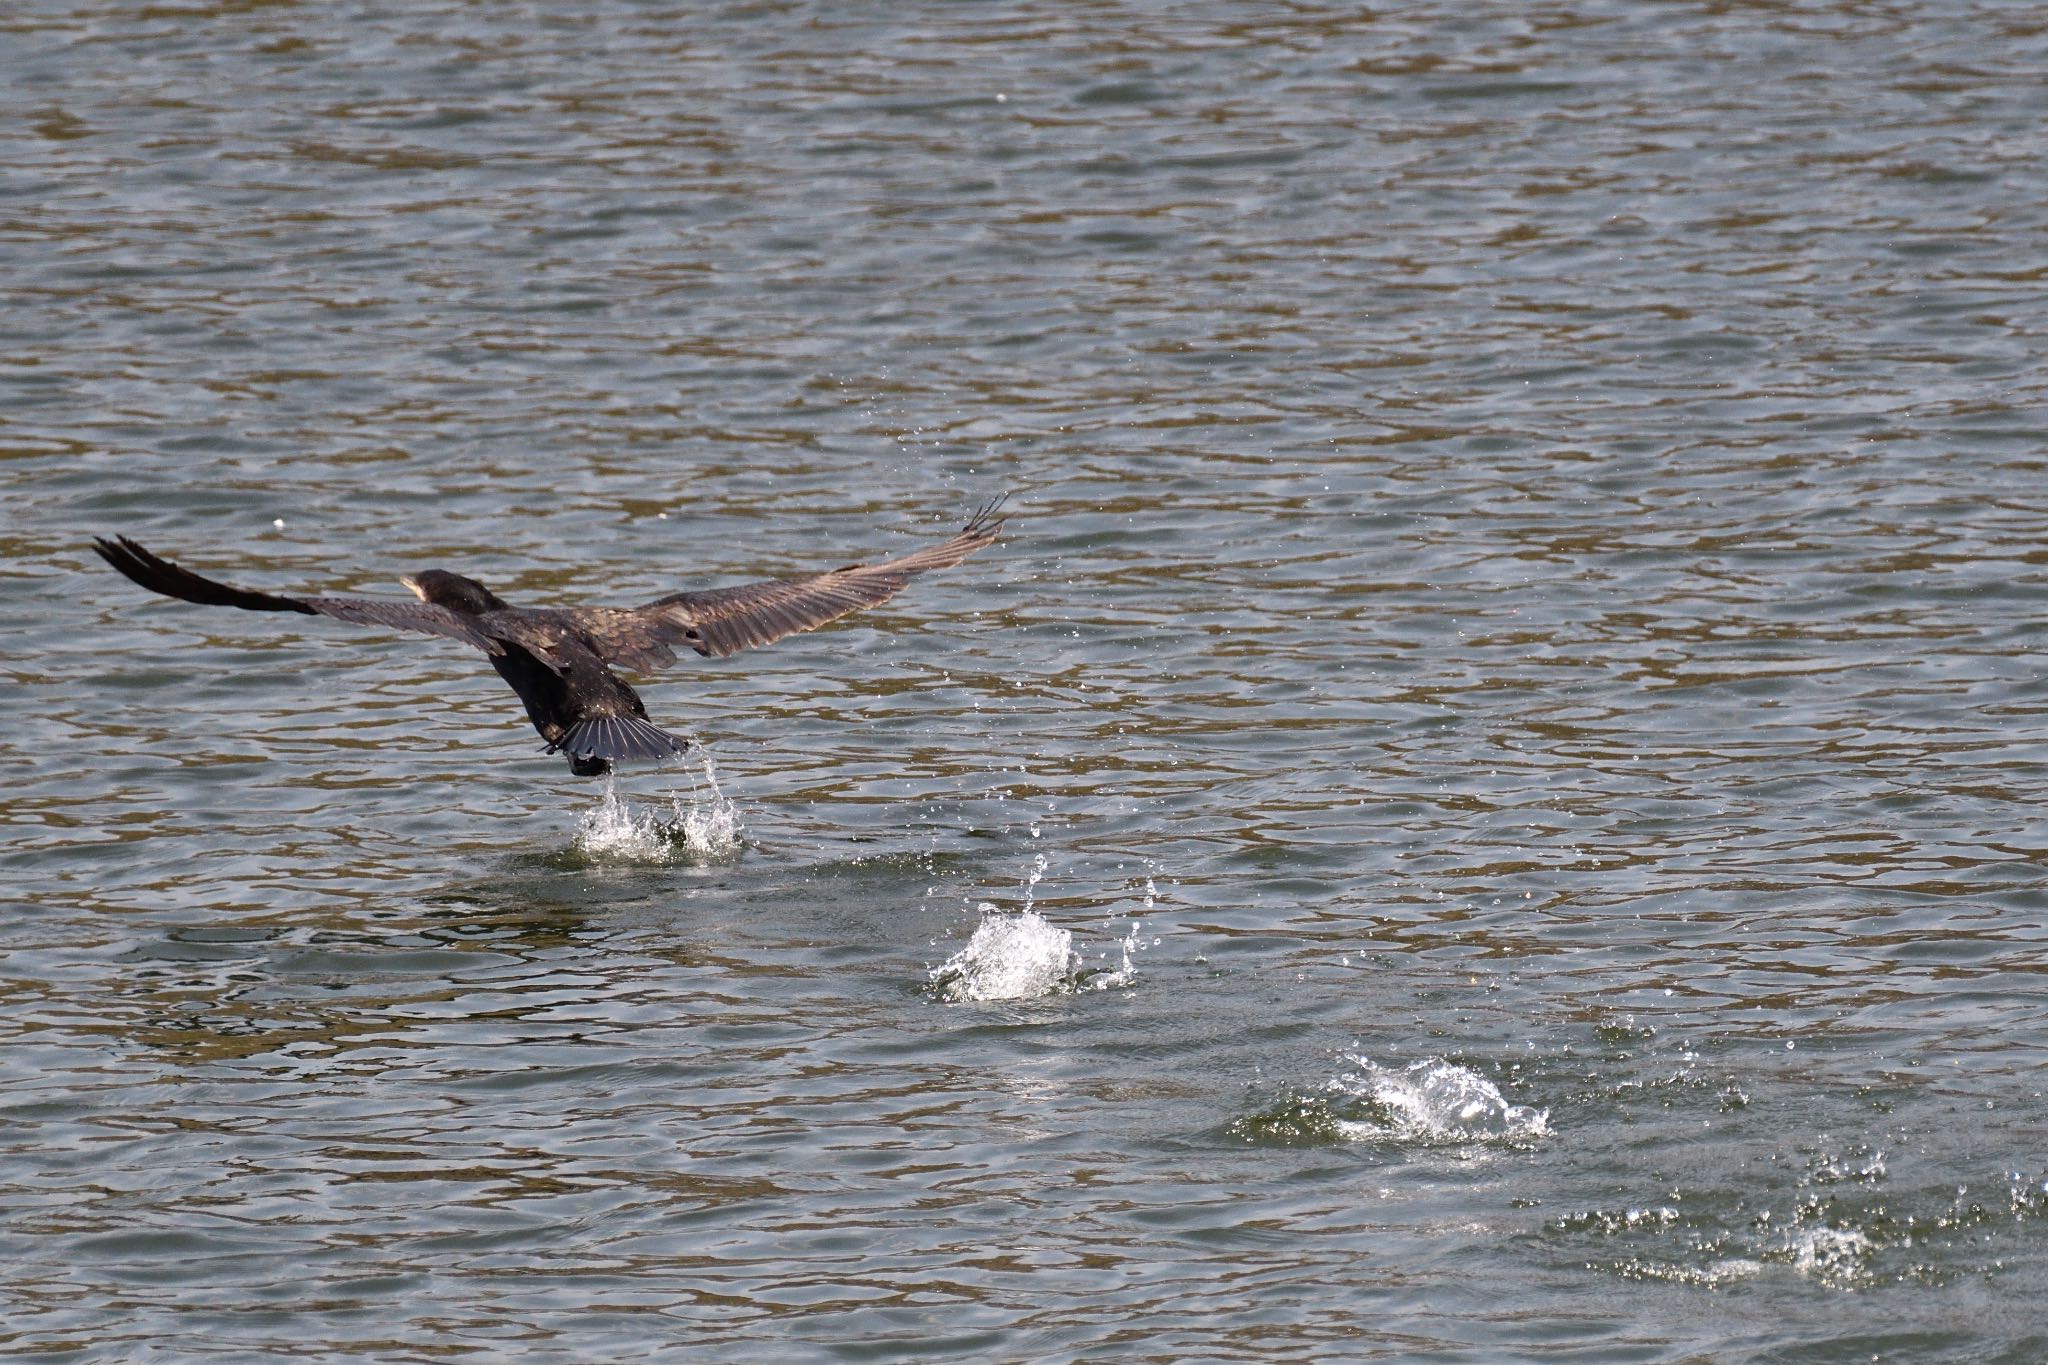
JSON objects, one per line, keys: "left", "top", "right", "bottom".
{"left": 92, "top": 536, "right": 504, "bottom": 654}
{"left": 570, "top": 497, "right": 1007, "bottom": 670}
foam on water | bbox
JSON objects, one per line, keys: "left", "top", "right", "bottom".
{"left": 570, "top": 750, "right": 743, "bottom": 865}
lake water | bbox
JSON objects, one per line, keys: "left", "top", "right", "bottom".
{"left": 6, "top": 2, "right": 2048, "bottom": 1360}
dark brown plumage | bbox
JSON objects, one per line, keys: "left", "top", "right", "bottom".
{"left": 93, "top": 498, "right": 1006, "bottom": 776}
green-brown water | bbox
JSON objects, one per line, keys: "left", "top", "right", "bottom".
{"left": 6, "top": 2, "right": 2048, "bottom": 1360}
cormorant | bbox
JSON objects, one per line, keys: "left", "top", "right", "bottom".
{"left": 93, "top": 498, "right": 1005, "bottom": 775}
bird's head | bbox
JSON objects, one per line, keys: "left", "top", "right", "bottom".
{"left": 401, "top": 569, "right": 505, "bottom": 616}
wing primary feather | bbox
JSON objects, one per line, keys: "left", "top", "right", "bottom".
{"left": 94, "top": 536, "right": 503, "bottom": 653}
{"left": 95, "top": 536, "right": 317, "bottom": 615}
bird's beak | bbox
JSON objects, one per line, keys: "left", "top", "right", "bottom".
{"left": 400, "top": 575, "right": 425, "bottom": 601}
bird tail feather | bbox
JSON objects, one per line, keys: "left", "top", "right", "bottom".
{"left": 554, "top": 713, "right": 689, "bottom": 766}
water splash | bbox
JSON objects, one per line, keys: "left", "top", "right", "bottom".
{"left": 927, "top": 858, "right": 1159, "bottom": 1002}
{"left": 1229, "top": 1056, "right": 1549, "bottom": 1147}
{"left": 1021, "top": 851, "right": 1047, "bottom": 910}
{"left": 1082, "top": 922, "right": 1144, "bottom": 991}
{"left": 570, "top": 750, "right": 743, "bottom": 865}
{"left": 928, "top": 903, "right": 1076, "bottom": 1002}
{"left": 573, "top": 774, "right": 673, "bottom": 863}
{"left": 670, "top": 748, "right": 742, "bottom": 859}
{"left": 1565, "top": 1153, "right": 2043, "bottom": 1290}
{"left": 1788, "top": 1226, "right": 1874, "bottom": 1284}
{"left": 1331, "top": 1055, "right": 1552, "bottom": 1143}
{"left": 1081, "top": 874, "right": 1163, "bottom": 989}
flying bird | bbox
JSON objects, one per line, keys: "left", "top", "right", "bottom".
{"left": 93, "top": 498, "right": 1006, "bottom": 775}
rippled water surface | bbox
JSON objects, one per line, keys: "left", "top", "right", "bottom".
{"left": 7, "top": 2, "right": 2048, "bottom": 1360}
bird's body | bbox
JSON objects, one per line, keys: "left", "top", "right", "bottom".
{"left": 94, "top": 500, "right": 1005, "bottom": 775}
